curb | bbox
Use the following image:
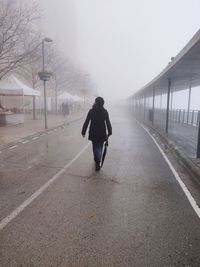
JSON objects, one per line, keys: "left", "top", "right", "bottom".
{"left": 0, "top": 116, "right": 82, "bottom": 152}
{"left": 145, "top": 123, "right": 200, "bottom": 184}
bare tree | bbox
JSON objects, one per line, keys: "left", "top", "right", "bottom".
{"left": 47, "top": 48, "right": 73, "bottom": 92}
{"left": 16, "top": 35, "right": 42, "bottom": 89}
{"left": 0, "top": 0, "right": 41, "bottom": 79}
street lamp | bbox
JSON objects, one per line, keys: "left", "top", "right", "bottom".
{"left": 82, "top": 74, "right": 89, "bottom": 114}
{"left": 38, "top": 37, "right": 53, "bottom": 129}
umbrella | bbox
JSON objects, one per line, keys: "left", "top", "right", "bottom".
{"left": 101, "top": 139, "right": 108, "bottom": 167}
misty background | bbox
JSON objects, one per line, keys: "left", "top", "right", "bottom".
{"left": 39, "top": 0, "right": 200, "bottom": 107}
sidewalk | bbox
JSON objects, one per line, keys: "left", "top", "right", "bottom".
{"left": 145, "top": 119, "right": 200, "bottom": 183}
{"left": 0, "top": 113, "right": 83, "bottom": 148}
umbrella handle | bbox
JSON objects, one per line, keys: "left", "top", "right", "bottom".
{"left": 105, "top": 134, "right": 109, "bottom": 146}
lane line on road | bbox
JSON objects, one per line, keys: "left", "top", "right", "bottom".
{"left": 0, "top": 142, "right": 90, "bottom": 231}
{"left": 22, "top": 140, "right": 30, "bottom": 144}
{"left": 137, "top": 120, "right": 200, "bottom": 219}
{"left": 32, "top": 137, "right": 39, "bottom": 140}
{"left": 8, "top": 145, "right": 18, "bottom": 150}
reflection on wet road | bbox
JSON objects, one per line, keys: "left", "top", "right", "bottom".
{"left": 0, "top": 111, "right": 200, "bottom": 267}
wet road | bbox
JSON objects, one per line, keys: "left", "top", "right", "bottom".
{"left": 0, "top": 109, "right": 200, "bottom": 266}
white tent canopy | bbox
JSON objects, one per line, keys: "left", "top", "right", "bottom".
{"left": 73, "top": 94, "right": 84, "bottom": 102}
{"left": 58, "top": 91, "right": 77, "bottom": 101}
{"left": 0, "top": 75, "right": 40, "bottom": 96}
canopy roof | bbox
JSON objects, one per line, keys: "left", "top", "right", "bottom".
{"left": 134, "top": 29, "right": 200, "bottom": 97}
{"left": 58, "top": 91, "right": 76, "bottom": 101}
{"left": 58, "top": 92, "right": 84, "bottom": 102}
{"left": 73, "top": 94, "right": 84, "bottom": 102}
{"left": 0, "top": 75, "right": 41, "bottom": 96}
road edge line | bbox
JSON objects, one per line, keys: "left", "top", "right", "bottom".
{"left": 136, "top": 120, "right": 200, "bottom": 219}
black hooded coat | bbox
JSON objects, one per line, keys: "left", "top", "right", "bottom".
{"left": 81, "top": 105, "right": 112, "bottom": 142}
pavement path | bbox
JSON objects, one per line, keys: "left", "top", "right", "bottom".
{"left": 0, "top": 108, "right": 200, "bottom": 266}
{"left": 0, "top": 113, "right": 82, "bottom": 146}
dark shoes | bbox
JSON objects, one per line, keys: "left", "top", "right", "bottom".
{"left": 95, "top": 162, "right": 101, "bottom": 171}
{"left": 94, "top": 157, "right": 101, "bottom": 171}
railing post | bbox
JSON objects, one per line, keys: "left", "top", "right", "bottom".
{"left": 197, "top": 111, "right": 200, "bottom": 127}
{"left": 182, "top": 110, "right": 185, "bottom": 123}
{"left": 191, "top": 110, "right": 194, "bottom": 126}
{"left": 160, "top": 93, "right": 162, "bottom": 109}
{"left": 166, "top": 78, "right": 171, "bottom": 133}
{"left": 178, "top": 109, "right": 181, "bottom": 123}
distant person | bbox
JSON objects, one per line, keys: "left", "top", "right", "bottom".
{"left": 81, "top": 97, "right": 112, "bottom": 171}
{"left": 0, "top": 101, "right": 4, "bottom": 110}
{"left": 69, "top": 103, "right": 73, "bottom": 114}
{"left": 61, "top": 102, "right": 65, "bottom": 117}
{"left": 65, "top": 103, "right": 69, "bottom": 116}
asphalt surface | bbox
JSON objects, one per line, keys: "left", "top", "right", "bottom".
{"left": 0, "top": 108, "right": 200, "bottom": 267}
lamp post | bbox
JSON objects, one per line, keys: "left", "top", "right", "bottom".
{"left": 38, "top": 37, "right": 53, "bottom": 129}
{"left": 82, "top": 74, "right": 89, "bottom": 114}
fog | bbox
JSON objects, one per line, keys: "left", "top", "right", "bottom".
{"left": 40, "top": 0, "right": 200, "bottom": 102}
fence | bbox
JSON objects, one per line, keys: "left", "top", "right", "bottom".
{"left": 169, "top": 109, "right": 200, "bottom": 127}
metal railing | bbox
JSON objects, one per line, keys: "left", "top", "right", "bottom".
{"left": 169, "top": 109, "right": 200, "bottom": 127}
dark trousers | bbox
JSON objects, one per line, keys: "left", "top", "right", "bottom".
{"left": 92, "top": 141, "right": 104, "bottom": 164}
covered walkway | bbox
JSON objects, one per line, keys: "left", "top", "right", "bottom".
{"left": 131, "top": 29, "right": 200, "bottom": 158}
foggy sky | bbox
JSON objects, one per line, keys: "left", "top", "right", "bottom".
{"left": 40, "top": 0, "right": 200, "bottom": 101}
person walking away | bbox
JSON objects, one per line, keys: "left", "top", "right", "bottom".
{"left": 65, "top": 103, "right": 69, "bottom": 116}
{"left": 81, "top": 97, "right": 112, "bottom": 171}
{"left": 61, "top": 102, "right": 66, "bottom": 117}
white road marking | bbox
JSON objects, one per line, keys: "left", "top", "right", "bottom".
{"left": 0, "top": 151, "right": 2, "bottom": 154}
{"left": 137, "top": 120, "right": 200, "bottom": 219}
{"left": 32, "top": 137, "right": 39, "bottom": 140}
{"left": 41, "top": 134, "right": 45, "bottom": 137}
{"left": 0, "top": 142, "right": 90, "bottom": 231}
{"left": 22, "top": 140, "right": 30, "bottom": 144}
{"left": 8, "top": 145, "right": 18, "bottom": 150}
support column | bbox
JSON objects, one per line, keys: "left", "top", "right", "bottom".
{"left": 166, "top": 78, "right": 171, "bottom": 133}
{"left": 55, "top": 85, "right": 58, "bottom": 116}
{"left": 135, "top": 97, "right": 138, "bottom": 116}
{"left": 133, "top": 97, "right": 136, "bottom": 113}
{"left": 140, "top": 96, "right": 142, "bottom": 119}
{"left": 33, "top": 96, "right": 36, "bottom": 120}
{"left": 43, "top": 80, "right": 48, "bottom": 129}
{"left": 138, "top": 97, "right": 141, "bottom": 117}
{"left": 144, "top": 94, "right": 146, "bottom": 120}
{"left": 22, "top": 93, "right": 25, "bottom": 115}
{"left": 197, "top": 114, "right": 200, "bottom": 157}
{"left": 187, "top": 85, "right": 192, "bottom": 124}
{"left": 137, "top": 97, "right": 140, "bottom": 117}
{"left": 160, "top": 93, "right": 162, "bottom": 109}
{"left": 152, "top": 87, "right": 155, "bottom": 125}
{"left": 170, "top": 90, "right": 173, "bottom": 120}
